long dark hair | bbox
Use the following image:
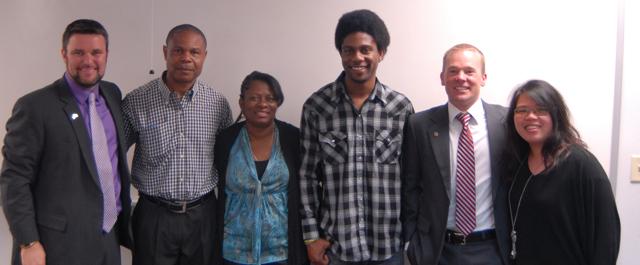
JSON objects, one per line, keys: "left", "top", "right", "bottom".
{"left": 506, "top": 80, "right": 585, "bottom": 170}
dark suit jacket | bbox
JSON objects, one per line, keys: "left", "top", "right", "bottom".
{"left": 1, "top": 77, "right": 132, "bottom": 265}
{"left": 213, "top": 120, "right": 308, "bottom": 265}
{"left": 401, "top": 101, "right": 509, "bottom": 265}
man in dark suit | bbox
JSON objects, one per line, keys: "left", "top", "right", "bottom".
{"left": 0, "top": 19, "right": 131, "bottom": 265}
{"left": 401, "top": 43, "right": 509, "bottom": 265}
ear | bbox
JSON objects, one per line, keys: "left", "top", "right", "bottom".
{"left": 238, "top": 96, "right": 246, "bottom": 116}
{"left": 440, "top": 71, "right": 445, "bottom": 86}
{"left": 378, "top": 49, "right": 386, "bottom": 62}
{"left": 163, "top": 45, "right": 168, "bottom": 61}
{"left": 480, "top": 73, "right": 487, "bottom": 87}
{"left": 61, "top": 48, "right": 68, "bottom": 64}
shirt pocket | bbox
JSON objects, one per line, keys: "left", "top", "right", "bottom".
{"left": 374, "top": 129, "right": 402, "bottom": 164}
{"left": 319, "top": 130, "right": 348, "bottom": 164}
{"left": 140, "top": 121, "right": 172, "bottom": 166}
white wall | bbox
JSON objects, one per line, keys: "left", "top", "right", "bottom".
{"left": 0, "top": 0, "right": 632, "bottom": 263}
{"left": 0, "top": 0, "right": 618, "bottom": 170}
{"left": 614, "top": 0, "right": 640, "bottom": 264}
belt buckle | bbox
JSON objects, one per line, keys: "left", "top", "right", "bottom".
{"left": 173, "top": 201, "right": 188, "bottom": 214}
{"left": 451, "top": 231, "right": 466, "bottom": 245}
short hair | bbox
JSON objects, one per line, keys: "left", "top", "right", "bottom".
{"left": 235, "top": 71, "right": 284, "bottom": 123}
{"left": 334, "top": 9, "right": 390, "bottom": 53}
{"left": 62, "top": 19, "right": 109, "bottom": 51}
{"left": 506, "top": 79, "right": 585, "bottom": 170}
{"left": 165, "top": 24, "right": 207, "bottom": 48}
{"left": 442, "top": 43, "right": 485, "bottom": 74}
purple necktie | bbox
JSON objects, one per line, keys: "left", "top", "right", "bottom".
{"left": 455, "top": 112, "right": 476, "bottom": 236}
{"left": 89, "top": 92, "right": 118, "bottom": 232}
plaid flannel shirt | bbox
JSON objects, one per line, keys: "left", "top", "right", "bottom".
{"left": 299, "top": 73, "right": 414, "bottom": 261}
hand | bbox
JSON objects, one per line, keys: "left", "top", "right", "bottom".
{"left": 20, "top": 241, "right": 45, "bottom": 265}
{"left": 306, "top": 238, "right": 331, "bottom": 265}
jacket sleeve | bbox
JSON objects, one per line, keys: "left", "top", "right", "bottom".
{"left": 401, "top": 116, "right": 419, "bottom": 243}
{"left": 1, "top": 96, "right": 44, "bottom": 245}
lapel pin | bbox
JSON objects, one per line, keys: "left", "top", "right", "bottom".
{"left": 71, "top": 113, "right": 79, "bottom": 120}
{"left": 433, "top": 131, "right": 439, "bottom": 137}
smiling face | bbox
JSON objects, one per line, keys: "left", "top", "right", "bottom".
{"left": 62, "top": 34, "right": 108, "bottom": 88}
{"left": 240, "top": 80, "right": 278, "bottom": 129}
{"left": 340, "top": 32, "right": 385, "bottom": 88}
{"left": 513, "top": 93, "right": 553, "bottom": 151}
{"left": 440, "top": 49, "right": 486, "bottom": 111}
{"left": 163, "top": 30, "right": 207, "bottom": 88}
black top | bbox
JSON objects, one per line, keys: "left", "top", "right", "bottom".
{"left": 255, "top": 159, "right": 268, "bottom": 180}
{"left": 214, "top": 120, "right": 309, "bottom": 265}
{"left": 508, "top": 145, "right": 620, "bottom": 265}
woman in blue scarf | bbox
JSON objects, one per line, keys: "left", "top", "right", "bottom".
{"left": 214, "top": 71, "right": 307, "bottom": 265}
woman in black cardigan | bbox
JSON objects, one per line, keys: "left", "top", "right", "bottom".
{"left": 504, "top": 80, "right": 620, "bottom": 264}
{"left": 214, "top": 71, "right": 307, "bottom": 265}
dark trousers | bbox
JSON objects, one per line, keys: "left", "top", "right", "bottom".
{"left": 438, "top": 239, "right": 502, "bottom": 265}
{"left": 328, "top": 251, "right": 404, "bottom": 265}
{"left": 131, "top": 194, "right": 217, "bottom": 265}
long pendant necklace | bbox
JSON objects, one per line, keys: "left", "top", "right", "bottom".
{"left": 508, "top": 160, "right": 535, "bottom": 260}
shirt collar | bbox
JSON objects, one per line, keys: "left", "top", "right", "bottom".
{"left": 65, "top": 72, "right": 100, "bottom": 105}
{"left": 159, "top": 71, "right": 198, "bottom": 102}
{"left": 447, "top": 98, "right": 485, "bottom": 125}
{"left": 332, "top": 71, "right": 388, "bottom": 106}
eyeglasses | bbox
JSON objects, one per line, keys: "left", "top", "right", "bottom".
{"left": 244, "top": 95, "right": 277, "bottom": 105}
{"left": 514, "top": 107, "right": 550, "bottom": 117}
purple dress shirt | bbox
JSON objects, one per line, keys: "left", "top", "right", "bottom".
{"left": 65, "top": 73, "right": 122, "bottom": 213}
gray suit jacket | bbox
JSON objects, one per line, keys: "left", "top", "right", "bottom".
{"left": 401, "top": 101, "right": 509, "bottom": 265}
{"left": 1, "top": 77, "right": 132, "bottom": 265}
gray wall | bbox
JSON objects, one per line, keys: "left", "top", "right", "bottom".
{"left": 1, "top": 0, "right": 637, "bottom": 264}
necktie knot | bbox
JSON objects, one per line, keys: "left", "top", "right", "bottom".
{"left": 456, "top": 112, "right": 471, "bottom": 126}
{"left": 89, "top": 92, "right": 97, "bottom": 106}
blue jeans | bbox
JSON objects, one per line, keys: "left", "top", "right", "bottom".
{"left": 327, "top": 251, "right": 404, "bottom": 265}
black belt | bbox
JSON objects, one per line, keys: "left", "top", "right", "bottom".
{"left": 140, "top": 192, "right": 213, "bottom": 214}
{"left": 445, "top": 229, "right": 496, "bottom": 245}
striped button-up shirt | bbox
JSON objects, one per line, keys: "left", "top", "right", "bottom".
{"left": 299, "top": 73, "right": 414, "bottom": 261}
{"left": 122, "top": 74, "right": 232, "bottom": 201}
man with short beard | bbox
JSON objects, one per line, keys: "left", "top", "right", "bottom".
{"left": 1, "top": 19, "right": 132, "bottom": 265}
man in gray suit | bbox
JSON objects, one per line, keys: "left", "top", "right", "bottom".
{"left": 1, "top": 19, "right": 131, "bottom": 265}
{"left": 401, "top": 43, "right": 509, "bottom": 265}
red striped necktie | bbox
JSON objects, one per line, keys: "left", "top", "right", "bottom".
{"left": 454, "top": 112, "right": 476, "bottom": 236}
